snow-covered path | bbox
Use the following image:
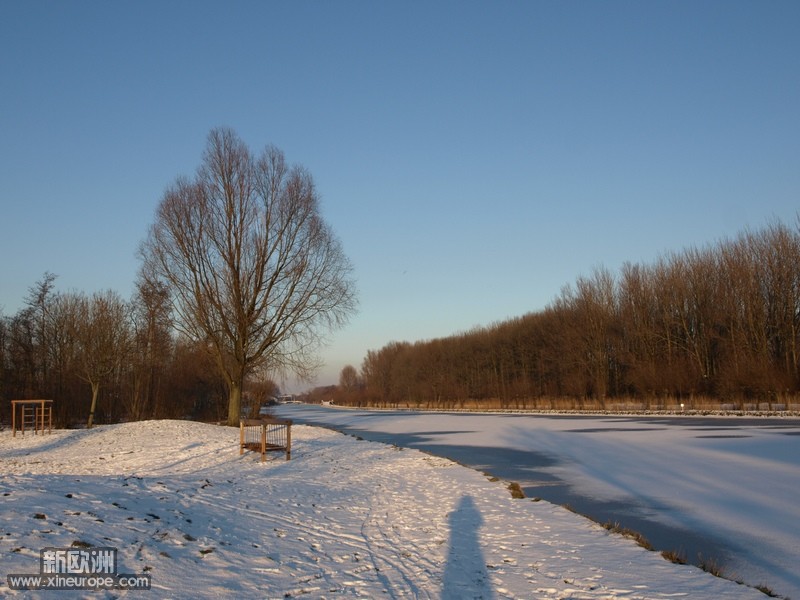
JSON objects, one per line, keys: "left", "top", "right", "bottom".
{"left": 1, "top": 420, "right": 768, "bottom": 599}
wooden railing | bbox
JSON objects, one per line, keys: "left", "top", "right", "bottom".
{"left": 239, "top": 418, "right": 292, "bottom": 462}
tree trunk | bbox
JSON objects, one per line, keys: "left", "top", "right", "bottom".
{"left": 227, "top": 380, "right": 242, "bottom": 426}
{"left": 87, "top": 381, "right": 100, "bottom": 428}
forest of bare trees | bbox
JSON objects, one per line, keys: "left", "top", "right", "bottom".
{"left": 6, "top": 218, "right": 800, "bottom": 419}
{"left": 337, "top": 221, "right": 800, "bottom": 411}
{"left": 0, "top": 272, "right": 279, "bottom": 428}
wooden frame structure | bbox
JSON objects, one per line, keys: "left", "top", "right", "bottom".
{"left": 239, "top": 418, "right": 292, "bottom": 462}
{"left": 11, "top": 399, "right": 53, "bottom": 437}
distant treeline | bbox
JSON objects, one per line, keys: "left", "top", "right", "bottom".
{"left": 337, "top": 220, "right": 800, "bottom": 409}
{"left": 0, "top": 275, "right": 277, "bottom": 427}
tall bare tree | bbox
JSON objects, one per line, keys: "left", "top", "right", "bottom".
{"left": 339, "top": 364, "right": 360, "bottom": 391}
{"left": 140, "top": 128, "right": 357, "bottom": 425}
{"left": 25, "top": 272, "right": 58, "bottom": 393}
{"left": 128, "top": 275, "right": 173, "bottom": 420}
{"left": 65, "top": 290, "right": 132, "bottom": 428}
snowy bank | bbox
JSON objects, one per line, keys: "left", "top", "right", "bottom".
{"left": 1, "top": 420, "right": 769, "bottom": 599}
{"left": 273, "top": 406, "right": 800, "bottom": 599}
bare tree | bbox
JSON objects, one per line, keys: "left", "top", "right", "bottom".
{"left": 339, "top": 364, "right": 360, "bottom": 391}
{"left": 140, "top": 128, "right": 357, "bottom": 425}
{"left": 25, "top": 272, "right": 58, "bottom": 393}
{"left": 128, "top": 275, "right": 173, "bottom": 420}
{"left": 66, "top": 290, "right": 132, "bottom": 428}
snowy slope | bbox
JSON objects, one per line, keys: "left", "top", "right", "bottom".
{"left": 1, "top": 420, "right": 768, "bottom": 599}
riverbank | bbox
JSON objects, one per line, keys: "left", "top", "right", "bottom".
{"left": 1, "top": 420, "right": 771, "bottom": 598}
{"left": 308, "top": 403, "right": 800, "bottom": 418}
{"left": 274, "top": 405, "right": 800, "bottom": 599}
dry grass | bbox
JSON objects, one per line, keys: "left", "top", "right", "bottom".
{"left": 507, "top": 482, "right": 525, "bottom": 499}
{"left": 602, "top": 521, "right": 653, "bottom": 551}
{"left": 697, "top": 554, "right": 724, "bottom": 578}
{"left": 661, "top": 549, "right": 687, "bottom": 565}
{"left": 755, "top": 584, "right": 779, "bottom": 597}
{"left": 335, "top": 394, "right": 800, "bottom": 415}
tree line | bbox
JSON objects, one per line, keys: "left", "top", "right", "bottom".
{"left": 0, "top": 273, "right": 234, "bottom": 426}
{"left": 337, "top": 220, "right": 800, "bottom": 410}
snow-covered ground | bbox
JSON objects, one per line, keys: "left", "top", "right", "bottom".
{"left": 272, "top": 405, "right": 800, "bottom": 600}
{"left": 0, "top": 419, "right": 774, "bottom": 599}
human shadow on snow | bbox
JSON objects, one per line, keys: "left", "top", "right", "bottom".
{"left": 441, "top": 495, "right": 494, "bottom": 600}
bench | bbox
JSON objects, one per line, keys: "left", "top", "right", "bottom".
{"left": 239, "top": 418, "right": 292, "bottom": 462}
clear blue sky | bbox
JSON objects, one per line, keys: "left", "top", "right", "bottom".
{"left": 2, "top": 1, "right": 799, "bottom": 392}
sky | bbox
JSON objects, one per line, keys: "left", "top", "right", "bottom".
{"left": 2, "top": 1, "right": 799, "bottom": 392}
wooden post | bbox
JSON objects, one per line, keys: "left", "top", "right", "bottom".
{"left": 286, "top": 423, "right": 291, "bottom": 460}
{"left": 36, "top": 405, "right": 46, "bottom": 434}
{"left": 239, "top": 420, "right": 245, "bottom": 455}
{"left": 260, "top": 422, "right": 267, "bottom": 463}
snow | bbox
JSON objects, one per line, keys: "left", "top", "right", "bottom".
{"left": 1, "top": 419, "right": 773, "bottom": 599}
{"left": 272, "top": 406, "right": 800, "bottom": 599}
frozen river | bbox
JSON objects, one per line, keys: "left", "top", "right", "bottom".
{"left": 274, "top": 405, "right": 800, "bottom": 599}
